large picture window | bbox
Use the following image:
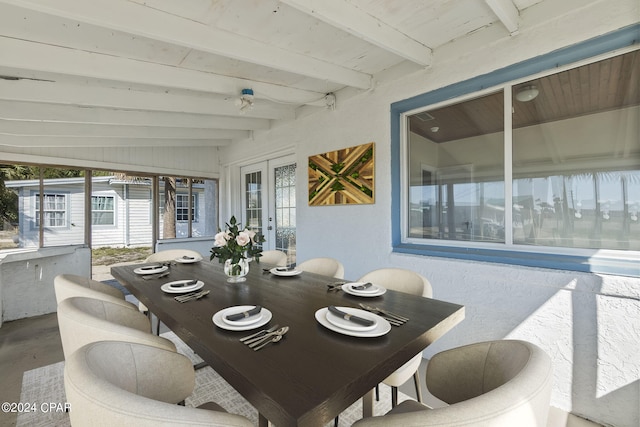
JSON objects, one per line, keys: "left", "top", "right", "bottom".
{"left": 395, "top": 41, "right": 639, "bottom": 275}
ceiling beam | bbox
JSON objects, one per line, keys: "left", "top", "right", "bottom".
{"left": 0, "top": 134, "right": 231, "bottom": 147}
{"left": 485, "top": 0, "right": 520, "bottom": 35}
{"left": 0, "top": 100, "right": 271, "bottom": 130}
{"left": 0, "top": 37, "right": 326, "bottom": 105}
{"left": 0, "top": 119, "right": 250, "bottom": 140}
{"left": 280, "top": 0, "right": 432, "bottom": 67}
{"left": 0, "top": 79, "right": 295, "bottom": 120}
{"left": 0, "top": 0, "right": 372, "bottom": 89}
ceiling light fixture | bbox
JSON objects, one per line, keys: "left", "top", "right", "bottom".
{"left": 515, "top": 85, "right": 539, "bottom": 102}
{"left": 235, "top": 88, "right": 254, "bottom": 113}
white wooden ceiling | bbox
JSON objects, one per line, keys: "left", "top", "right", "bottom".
{"left": 0, "top": 0, "right": 546, "bottom": 148}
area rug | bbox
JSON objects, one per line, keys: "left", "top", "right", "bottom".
{"left": 17, "top": 332, "right": 409, "bottom": 426}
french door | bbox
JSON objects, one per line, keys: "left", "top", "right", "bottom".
{"left": 240, "top": 155, "right": 296, "bottom": 263}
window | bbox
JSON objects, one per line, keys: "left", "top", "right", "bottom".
{"left": 91, "top": 196, "right": 115, "bottom": 226}
{"left": 392, "top": 28, "right": 639, "bottom": 276}
{"left": 176, "top": 193, "right": 197, "bottom": 222}
{"left": 36, "top": 194, "right": 67, "bottom": 227}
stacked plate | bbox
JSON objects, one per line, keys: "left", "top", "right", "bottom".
{"left": 270, "top": 267, "right": 302, "bottom": 277}
{"left": 133, "top": 265, "right": 168, "bottom": 275}
{"left": 341, "top": 282, "right": 386, "bottom": 297}
{"left": 161, "top": 279, "right": 204, "bottom": 294}
{"left": 174, "top": 255, "right": 203, "bottom": 264}
{"left": 212, "top": 305, "right": 273, "bottom": 331}
{"left": 315, "top": 306, "right": 391, "bottom": 337}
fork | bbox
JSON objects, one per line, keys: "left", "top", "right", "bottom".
{"left": 240, "top": 324, "right": 280, "bottom": 342}
{"left": 358, "top": 303, "right": 407, "bottom": 325}
{"left": 175, "top": 290, "right": 209, "bottom": 303}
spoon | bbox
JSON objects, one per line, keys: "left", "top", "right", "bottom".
{"left": 253, "top": 334, "right": 283, "bottom": 351}
{"left": 246, "top": 326, "right": 289, "bottom": 347}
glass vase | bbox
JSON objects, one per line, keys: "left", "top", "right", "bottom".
{"left": 224, "top": 258, "right": 249, "bottom": 283}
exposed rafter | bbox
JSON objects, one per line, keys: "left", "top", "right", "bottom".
{"left": 485, "top": 0, "right": 520, "bottom": 35}
{"left": 0, "top": 101, "right": 271, "bottom": 131}
{"left": 0, "top": 0, "right": 372, "bottom": 90}
{"left": 281, "top": 0, "right": 433, "bottom": 67}
{"left": 0, "top": 79, "right": 295, "bottom": 121}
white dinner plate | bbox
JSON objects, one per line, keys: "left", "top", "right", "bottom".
{"left": 134, "top": 265, "right": 168, "bottom": 275}
{"left": 160, "top": 280, "right": 204, "bottom": 294}
{"left": 222, "top": 307, "right": 264, "bottom": 326}
{"left": 342, "top": 282, "right": 387, "bottom": 297}
{"left": 325, "top": 306, "right": 378, "bottom": 332}
{"left": 315, "top": 307, "right": 390, "bottom": 337}
{"left": 270, "top": 267, "right": 303, "bottom": 277}
{"left": 213, "top": 306, "right": 273, "bottom": 331}
{"left": 174, "top": 255, "right": 203, "bottom": 264}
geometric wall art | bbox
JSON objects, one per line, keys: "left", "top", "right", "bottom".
{"left": 308, "top": 142, "right": 375, "bottom": 205}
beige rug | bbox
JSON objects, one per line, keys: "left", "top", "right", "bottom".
{"left": 18, "top": 332, "right": 409, "bottom": 426}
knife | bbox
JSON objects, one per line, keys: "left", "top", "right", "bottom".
{"left": 328, "top": 306, "right": 375, "bottom": 326}
{"left": 226, "top": 305, "right": 262, "bottom": 321}
{"left": 352, "top": 282, "right": 373, "bottom": 291}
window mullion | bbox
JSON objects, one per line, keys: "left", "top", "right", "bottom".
{"left": 504, "top": 87, "right": 514, "bottom": 246}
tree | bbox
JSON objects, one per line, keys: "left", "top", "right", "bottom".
{"left": 163, "top": 176, "right": 177, "bottom": 239}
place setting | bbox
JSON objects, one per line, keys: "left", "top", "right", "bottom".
{"left": 174, "top": 254, "right": 203, "bottom": 264}
{"left": 212, "top": 304, "right": 273, "bottom": 331}
{"left": 134, "top": 263, "right": 170, "bottom": 280}
{"left": 267, "top": 265, "right": 303, "bottom": 277}
{"left": 315, "top": 305, "right": 391, "bottom": 337}
{"left": 340, "top": 281, "right": 387, "bottom": 297}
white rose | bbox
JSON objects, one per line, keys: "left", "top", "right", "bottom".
{"left": 214, "top": 231, "right": 229, "bottom": 247}
{"left": 236, "top": 231, "right": 251, "bottom": 247}
{"left": 245, "top": 229, "right": 256, "bottom": 241}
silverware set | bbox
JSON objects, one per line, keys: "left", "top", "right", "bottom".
{"left": 174, "top": 290, "right": 209, "bottom": 303}
{"left": 358, "top": 303, "right": 409, "bottom": 326}
{"left": 240, "top": 325, "right": 289, "bottom": 351}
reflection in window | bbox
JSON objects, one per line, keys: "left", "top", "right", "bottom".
{"left": 405, "top": 49, "right": 639, "bottom": 251}
{"left": 408, "top": 92, "right": 505, "bottom": 242}
{"left": 274, "top": 164, "right": 296, "bottom": 263}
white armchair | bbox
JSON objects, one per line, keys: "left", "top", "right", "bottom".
{"left": 57, "top": 296, "right": 176, "bottom": 359}
{"left": 352, "top": 340, "right": 553, "bottom": 427}
{"left": 358, "top": 268, "right": 433, "bottom": 407}
{"left": 297, "top": 257, "right": 345, "bottom": 279}
{"left": 64, "top": 340, "right": 254, "bottom": 426}
{"left": 54, "top": 273, "right": 134, "bottom": 307}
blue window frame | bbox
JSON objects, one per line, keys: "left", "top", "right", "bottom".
{"left": 391, "top": 24, "right": 640, "bottom": 277}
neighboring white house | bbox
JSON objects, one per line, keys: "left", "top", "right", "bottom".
{"left": 5, "top": 176, "right": 216, "bottom": 248}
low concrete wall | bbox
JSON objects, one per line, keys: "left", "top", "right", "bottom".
{"left": 0, "top": 246, "right": 91, "bottom": 326}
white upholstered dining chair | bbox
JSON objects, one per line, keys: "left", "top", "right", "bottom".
{"left": 57, "top": 296, "right": 176, "bottom": 359}
{"left": 358, "top": 268, "right": 433, "bottom": 407}
{"left": 352, "top": 340, "right": 553, "bottom": 427}
{"left": 54, "top": 273, "right": 135, "bottom": 307}
{"left": 64, "top": 340, "right": 254, "bottom": 427}
{"left": 259, "top": 249, "right": 288, "bottom": 266}
{"left": 297, "top": 257, "right": 345, "bottom": 279}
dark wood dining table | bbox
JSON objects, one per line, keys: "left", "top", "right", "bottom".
{"left": 111, "top": 260, "right": 464, "bottom": 427}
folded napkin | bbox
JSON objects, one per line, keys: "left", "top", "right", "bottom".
{"left": 352, "top": 282, "right": 373, "bottom": 291}
{"left": 169, "top": 280, "right": 198, "bottom": 288}
{"left": 328, "top": 306, "right": 375, "bottom": 327}
{"left": 140, "top": 264, "right": 162, "bottom": 270}
{"left": 226, "top": 306, "right": 262, "bottom": 321}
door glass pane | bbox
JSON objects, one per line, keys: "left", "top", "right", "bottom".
{"left": 245, "top": 171, "right": 263, "bottom": 240}
{"left": 274, "top": 164, "right": 296, "bottom": 263}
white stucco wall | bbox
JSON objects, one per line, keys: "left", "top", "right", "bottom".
{"left": 218, "top": 3, "right": 640, "bottom": 426}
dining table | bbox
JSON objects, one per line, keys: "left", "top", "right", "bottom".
{"left": 111, "top": 259, "right": 465, "bottom": 427}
